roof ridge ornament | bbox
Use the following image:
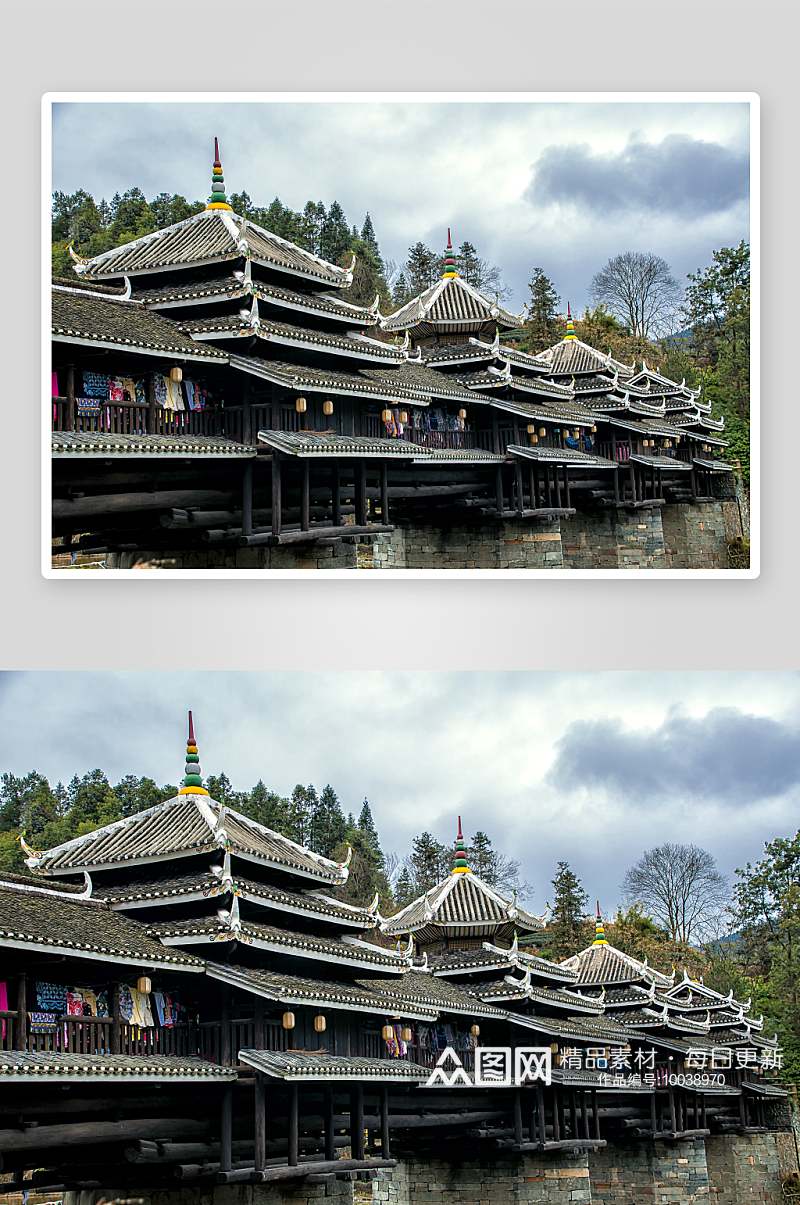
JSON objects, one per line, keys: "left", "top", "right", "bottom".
{"left": 206, "top": 138, "right": 233, "bottom": 212}
{"left": 121, "top": 275, "right": 132, "bottom": 301}
{"left": 442, "top": 229, "right": 458, "bottom": 279}
{"left": 337, "top": 842, "right": 352, "bottom": 884}
{"left": 564, "top": 303, "right": 576, "bottom": 341}
{"left": 492, "top": 327, "right": 501, "bottom": 357}
{"left": 452, "top": 816, "right": 470, "bottom": 874}
{"left": 67, "top": 240, "right": 89, "bottom": 276}
{"left": 248, "top": 293, "right": 260, "bottom": 330}
{"left": 179, "top": 711, "right": 210, "bottom": 795}
{"left": 592, "top": 902, "right": 609, "bottom": 946}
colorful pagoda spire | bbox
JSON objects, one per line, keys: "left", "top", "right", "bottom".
{"left": 178, "top": 712, "right": 209, "bottom": 795}
{"left": 452, "top": 816, "right": 470, "bottom": 874}
{"left": 592, "top": 901, "right": 608, "bottom": 946}
{"left": 442, "top": 229, "right": 458, "bottom": 278}
{"left": 564, "top": 302, "right": 576, "bottom": 341}
{"left": 206, "top": 139, "right": 232, "bottom": 212}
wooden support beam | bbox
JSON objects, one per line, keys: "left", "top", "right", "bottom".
{"left": 271, "top": 453, "right": 282, "bottom": 536}
{"left": 300, "top": 461, "right": 310, "bottom": 532}
{"left": 514, "top": 458, "right": 524, "bottom": 516}
{"left": 110, "top": 982, "right": 120, "bottom": 1055}
{"left": 65, "top": 365, "right": 75, "bottom": 433}
{"left": 220, "top": 984, "right": 231, "bottom": 1067}
{"left": 564, "top": 465, "right": 570, "bottom": 509}
{"left": 554, "top": 465, "right": 562, "bottom": 508}
{"left": 351, "top": 1085, "right": 364, "bottom": 1161}
{"left": 356, "top": 462, "right": 367, "bottom": 527}
{"left": 495, "top": 465, "right": 504, "bottom": 514}
{"left": 324, "top": 1087, "right": 335, "bottom": 1162}
{"left": 217, "top": 1158, "right": 397, "bottom": 1186}
{"left": 380, "top": 462, "right": 389, "bottom": 525}
{"left": 238, "top": 524, "right": 393, "bottom": 548}
{"left": 552, "top": 1089, "right": 561, "bottom": 1141}
{"left": 241, "top": 462, "right": 253, "bottom": 538}
{"left": 254, "top": 997, "right": 265, "bottom": 1050}
{"left": 592, "top": 1089, "right": 600, "bottom": 1141}
{"left": 53, "top": 490, "right": 235, "bottom": 520}
{"left": 147, "top": 372, "right": 156, "bottom": 436}
{"left": 380, "top": 1084, "right": 390, "bottom": 1159}
{"left": 254, "top": 1076, "right": 266, "bottom": 1172}
{"left": 15, "top": 975, "right": 25, "bottom": 1052}
{"left": 243, "top": 381, "right": 252, "bottom": 446}
{"left": 219, "top": 1087, "right": 233, "bottom": 1174}
{"left": 513, "top": 1091, "right": 523, "bottom": 1147}
{"left": 332, "top": 462, "right": 341, "bottom": 526}
{"left": 288, "top": 1084, "right": 299, "bottom": 1167}
{"left": 0, "top": 1118, "right": 212, "bottom": 1152}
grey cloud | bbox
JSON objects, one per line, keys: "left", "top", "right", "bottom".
{"left": 547, "top": 707, "right": 800, "bottom": 806}
{"left": 526, "top": 134, "right": 749, "bottom": 219}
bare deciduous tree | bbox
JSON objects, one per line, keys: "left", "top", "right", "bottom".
{"left": 621, "top": 843, "right": 729, "bottom": 943}
{"left": 588, "top": 251, "right": 681, "bottom": 339}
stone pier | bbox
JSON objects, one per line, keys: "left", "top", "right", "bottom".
{"left": 560, "top": 508, "right": 666, "bottom": 569}
{"left": 662, "top": 501, "right": 728, "bottom": 569}
{"left": 589, "top": 1138, "right": 710, "bottom": 1204}
{"left": 371, "top": 517, "right": 563, "bottom": 568}
{"left": 705, "top": 1133, "right": 784, "bottom": 1204}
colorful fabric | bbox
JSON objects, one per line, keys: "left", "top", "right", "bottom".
{"left": 119, "top": 377, "right": 137, "bottom": 404}
{"left": 154, "top": 375, "right": 169, "bottom": 407}
{"left": 36, "top": 981, "right": 67, "bottom": 1013}
{"left": 82, "top": 371, "right": 111, "bottom": 398}
{"left": 0, "top": 981, "right": 6, "bottom": 1039}
{"left": 393, "top": 1024, "right": 407, "bottom": 1057}
{"left": 66, "top": 990, "right": 84, "bottom": 1017}
{"left": 76, "top": 398, "right": 101, "bottom": 416}
{"left": 96, "top": 990, "right": 109, "bottom": 1018}
{"left": 134, "top": 378, "right": 147, "bottom": 405}
{"left": 52, "top": 372, "right": 59, "bottom": 397}
{"left": 109, "top": 379, "right": 124, "bottom": 403}
{"left": 130, "top": 986, "right": 154, "bottom": 1027}
{"left": 118, "top": 983, "right": 134, "bottom": 1021}
{"left": 165, "top": 377, "right": 185, "bottom": 411}
{"left": 152, "top": 991, "right": 165, "bottom": 1027}
{"left": 28, "top": 1012, "right": 58, "bottom": 1034}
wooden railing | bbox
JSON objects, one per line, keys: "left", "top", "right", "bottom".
{"left": 0, "top": 1010, "right": 18, "bottom": 1051}
{"left": 404, "top": 428, "right": 476, "bottom": 450}
{"left": 25, "top": 1018, "right": 195, "bottom": 1056}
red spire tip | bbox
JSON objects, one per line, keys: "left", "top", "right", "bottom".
{"left": 188, "top": 711, "right": 195, "bottom": 743}
{"left": 214, "top": 137, "right": 221, "bottom": 168}
{"left": 568, "top": 302, "right": 572, "bottom": 318}
{"left": 457, "top": 815, "right": 463, "bottom": 841}
{"left": 596, "top": 901, "right": 601, "bottom": 918}
{"left": 447, "top": 228, "right": 452, "bottom": 249}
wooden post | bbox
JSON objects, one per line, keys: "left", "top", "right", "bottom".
{"left": 629, "top": 464, "right": 636, "bottom": 505}
{"left": 147, "top": 373, "right": 156, "bottom": 436}
{"left": 15, "top": 975, "right": 26, "bottom": 1051}
{"left": 514, "top": 458, "right": 524, "bottom": 515}
{"left": 570, "top": 1090, "right": 578, "bottom": 1141}
{"left": 271, "top": 453, "right": 282, "bottom": 536}
{"left": 351, "top": 1084, "right": 365, "bottom": 1160}
{"left": 495, "top": 465, "right": 504, "bottom": 515}
{"left": 529, "top": 1088, "right": 539, "bottom": 1144}
{"left": 65, "top": 365, "right": 75, "bottom": 433}
{"left": 538, "top": 1086, "right": 547, "bottom": 1143}
{"left": 324, "top": 1086, "right": 335, "bottom": 1161}
{"left": 380, "top": 462, "right": 389, "bottom": 524}
{"left": 690, "top": 466, "right": 697, "bottom": 500}
{"left": 300, "top": 461, "right": 310, "bottom": 532}
{"left": 332, "top": 462, "right": 341, "bottom": 527}
{"left": 356, "top": 461, "right": 367, "bottom": 526}
{"left": 254, "top": 997, "right": 264, "bottom": 1051}
{"left": 254, "top": 1075, "right": 266, "bottom": 1172}
{"left": 530, "top": 463, "right": 538, "bottom": 511}
{"left": 650, "top": 1091, "right": 658, "bottom": 1134}
{"left": 564, "top": 465, "right": 570, "bottom": 508}
{"left": 492, "top": 411, "right": 500, "bottom": 456}
{"left": 554, "top": 464, "right": 562, "bottom": 508}
{"left": 243, "top": 380, "right": 252, "bottom": 446}
{"left": 219, "top": 1085, "right": 233, "bottom": 1173}
{"left": 288, "top": 1083, "right": 299, "bottom": 1166}
{"left": 552, "top": 1088, "right": 561, "bottom": 1140}
{"left": 613, "top": 466, "right": 620, "bottom": 505}
{"left": 242, "top": 462, "right": 253, "bottom": 537}
{"left": 513, "top": 1089, "right": 523, "bottom": 1146}
{"left": 592, "top": 1089, "right": 600, "bottom": 1140}
{"left": 380, "top": 1083, "right": 390, "bottom": 1158}
{"left": 668, "top": 1084, "right": 677, "bottom": 1132}
{"left": 544, "top": 465, "right": 552, "bottom": 508}
{"left": 220, "top": 984, "right": 231, "bottom": 1067}
{"left": 582, "top": 1089, "right": 590, "bottom": 1139}
{"left": 110, "top": 982, "right": 121, "bottom": 1054}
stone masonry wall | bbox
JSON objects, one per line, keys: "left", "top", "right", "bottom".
{"left": 64, "top": 1178, "right": 354, "bottom": 1205}
{"left": 589, "top": 1138, "right": 709, "bottom": 1205}
{"left": 662, "top": 502, "right": 729, "bottom": 569}
{"left": 561, "top": 508, "right": 666, "bottom": 569}
{"left": 371, "top": 518, "right": 563, "bottom": 569}
{"left": 705, "top": 1133, "right": 783, "bottom": 1205}
{"left": 105, "top": 542, "right": 358, "bottom": 570}
{"left": 373, "top": 1151, "right": 590, "bottom": 1205}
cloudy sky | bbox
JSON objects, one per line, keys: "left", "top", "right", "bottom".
{"left": 50, "top": 96, "right": 751, "bottom": 315}
{"left": 2, "top": 671, "right": 794, "bottom": 917}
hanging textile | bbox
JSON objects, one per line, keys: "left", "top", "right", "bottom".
{"left": 36, "top": 982, "right": 67, "bottom": 1014}
{"left": 154, "top": 375, "right": 169, "bottom": 408}
{"left": 152, "top": 991, "right": 166, "bottom": 1027}
{"left": 28, "top": 1012, "right": 58, "bottom": 1034}
{"left": 119, "top": 377, "right": 137, "bottom": 404}
{"left": 165, "top": 377, "right": 185, "bottom": 411}
{"left": 81, "top": 371, "right": 111, "bottom": 398}
{"left": 66, "top": 990, "right": 85, "bottom": 1017}
{"left": 130, "top": 986, "right": 154, "bottom": 1027}
{"left": 96, "top": 990, "right": 109, "bottom": 1018}
{"left": 109, "top": 379, "right": 124, "bottom": 403}
{"left": 0, "top": 981, "right": 6, "bottom": 1039}
{"left": 52, "top": 372, "right": 59, "bottom": 397}
{"left": 118, "top": 983, "right": 134, "bottom": 1022}
{"left": 76, "top": 398, "right": 101, "bottom": 416}
{"left": 393, "top": 1023, "right": 407, "bottom": 1057}
{"left": 134, "top": 379, "right": 147, "bottom": 405}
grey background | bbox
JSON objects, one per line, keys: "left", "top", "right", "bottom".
{"left": 2, "top": 0, "right": 795, "bottom": 667}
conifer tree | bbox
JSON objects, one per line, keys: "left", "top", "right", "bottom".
{"left": 392, "top": 273, "right": 410, "bottom": 306}
{"left": 319, "top": 201, "right": 352, "bottom": 265}
{"left": 549, "top": 861, "right": 589, "bottom": 960}
{"left": 408, "top": 832, "right": 448, "bottom": 894}
{"left": 309, "top": 784, "right": 347, "bottom": 857}
{"left": 523, "top": 268, "right": 561, "bottom": 353}
{"left": 404, "top": 243, "right": 438, "bottom": 295}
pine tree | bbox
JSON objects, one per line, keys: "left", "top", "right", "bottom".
{"left": 205, "top": 772, "right": 235, "bottom": 805}
{"left": 523, "top": 269, "right": 561, "bottom": 353}
{"left": 392, "top": 273, "right": 410, "bottom": 307}
{"left": 243, "top": 780, "right": 287, "bottom": 831}
{"left": 404, "top": 243, "right": 438, "bottom": 295}
{"left": 360, "top": 213, "right": 381, "bottom": 266}
{"left": 456, "top": 241, "right": 480, "bottom": 284}
{"left": 358, "top": 799, "right": 381, "bottom": 859}
{"left": 549, "top": 861, "right": 589, "bottom": 960}
{"left": 309, "top": 784, "right": 347, "bottom": 857}
{"left": 319, "top": 201, "right": 352, "bottom": 266}
{"left": 408, "top": 832, "right": 448, "bottom": 895}
{"left": 468, "top": 831, "right": 498, "bottom": 881}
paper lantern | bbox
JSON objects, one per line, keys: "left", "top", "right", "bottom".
{"left": 381, "top": 1024, "right": 394, "bottom": 1041}
{"left": 282, "top": 1011, "right": 296, "bottom": 1030}
{"left": 550, "top": 1043, "right": 559, "bottom": 1054}
{"left": 169, "top": 366, "right": 182, "bottom": 383}
{"left": 382, "top": 409, "right": 392, "bottom": 423}
{"left": 323, "top": 400, "right": 334, "bottom": 416}
{"left": 458, "top": 409, "right": 467, "bottom": 420}
{"left": 470, "top": 1024, "right": 480, "bottom": 1037}
{"left": 295, "top": 397, "right": 307, "bottom": 413}
{"left": 527, "top": 424, "right": 535, "bottom": 435}
{"left": 538, "top": 428, "right": 546, "bottom": 437}
{"left": 137, "top": 976, "right": 152, "bottom": 995}
{"left": 531, "top": 435, "right": 538, "bottom": 444}
{"left": 573, "top": 428, "right": 580, "bottom": 437}
{"left": 314, "top": 1015, "right": 326, "bottom": 1033}
{"left": 399, "top": 411, "right": 408, "bottom": 425}
{"left": 591, "top": 425, "right": 597, "bottom": 433}
{"left": 401, "top": 1027, "right": 412, "bottom": 1043}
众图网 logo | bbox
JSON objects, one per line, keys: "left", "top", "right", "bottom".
{"left": 424, "top": 1046, "right": 551, "bottom": 1088}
